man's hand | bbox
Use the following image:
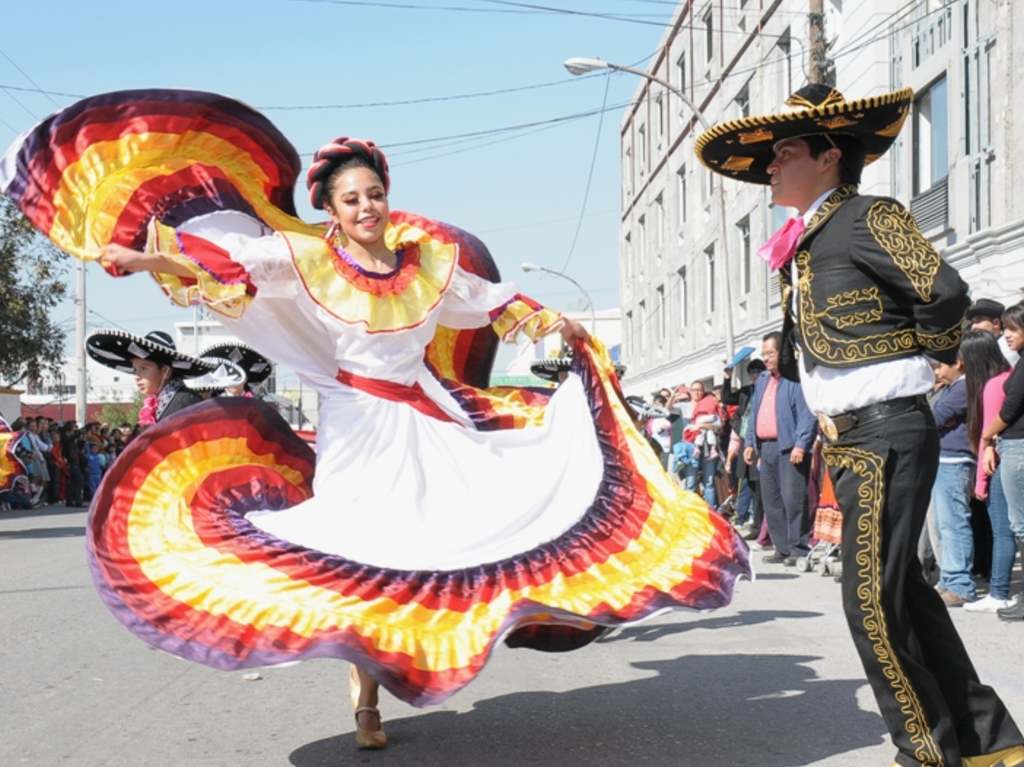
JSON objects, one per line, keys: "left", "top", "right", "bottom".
{"left": 982, "top": 444, "right": 999, "bottom": 476}
{"left": 789, "top": 447, "right": 806, "bottom": 465}
{"left": 743, "top": 446, "right": 756, "bottom": 466}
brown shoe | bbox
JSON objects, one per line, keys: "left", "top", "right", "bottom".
{"left": 941, "top": 590, "right": 968, "bottom": 608}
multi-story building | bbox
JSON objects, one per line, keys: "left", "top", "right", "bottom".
{"left": 618, "top": 0, "right": 1024, "bottom": 395}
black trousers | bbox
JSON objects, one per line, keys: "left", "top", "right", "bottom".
{"left": 758, "top": 439, "right": 811, "bottom": 556}
{"left": 824, "top": 403, "right": 1022, "bottom": 766}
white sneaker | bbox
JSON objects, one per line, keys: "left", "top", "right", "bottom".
{"left": 964, "top": 595, "right": 1016, "bottom": 613}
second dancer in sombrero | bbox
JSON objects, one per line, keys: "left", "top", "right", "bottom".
{"left": 0, "top": 90, "right": 749, "bottom": 751}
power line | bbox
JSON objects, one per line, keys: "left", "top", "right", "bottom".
{"left": 0, "top": 86, "right": 37, "bottom": 119}
{"left": 0, "top": 47, "right": 61, "bottom": 109}
{"left": 289, "top": 0, "right": 670, "bottom": 21}
{"left": 560, "top": 73, "right": 611, "bottom": 273}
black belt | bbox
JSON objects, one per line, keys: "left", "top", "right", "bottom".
{"left": 817, "top": 395, "right": 927, "bottom": 441}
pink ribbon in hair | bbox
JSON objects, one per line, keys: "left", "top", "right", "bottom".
{"left": 757, "top": 216, "right": 806, "bottom": 271}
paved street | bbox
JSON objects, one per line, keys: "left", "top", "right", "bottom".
{"left": 3, "top": 504, "right": 1023, "bottom": 767}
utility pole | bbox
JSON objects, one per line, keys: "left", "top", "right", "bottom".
{"left": 808, "top": 0, "right": 829, "bottom": 85}
{"left": 74, "top": 260, "right": 87, "bottom": 424}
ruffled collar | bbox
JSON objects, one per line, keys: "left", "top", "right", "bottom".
{"left": 284, "top": 211, "right": 458, "bottom": 334}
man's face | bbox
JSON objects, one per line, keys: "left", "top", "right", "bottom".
{"left": 766, "top": 138, "right": 838, "bottom": 210}
{"left": 970, "top": 318, "right": 1000, "bottom": 336}
{"left": 689, "top": 382, "right": 705, "bottom": 400}
{"left": 761, "top": 339, "right": 780, "bottom": 374}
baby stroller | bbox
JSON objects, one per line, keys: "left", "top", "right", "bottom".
{"left": 796, "top": 462, "right": 843, "bottom": 577}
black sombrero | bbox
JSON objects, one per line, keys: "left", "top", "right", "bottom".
{"left": 624, "top": 395, "right": 670, "bottom": 420}
{"left": 201, "top": 343, "right": 273, "bottom": 385}
{"left": 86, "top": 330, "right": 215, "bottom": 378}
{"left": 184, "top": 358, "right": 248, "bottom": 392}
{"left": 695, "top": 84, "right": 913, "bottom": 185}
{"left": 530, "top": 357, "right": 572, "bottom": 383}
{"left": 531, "top": 354, "right": 626, "bottom": 383}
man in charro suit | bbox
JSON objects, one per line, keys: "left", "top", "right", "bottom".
{"left": 697, "top": 84, "right": 1024, "bottom": 767}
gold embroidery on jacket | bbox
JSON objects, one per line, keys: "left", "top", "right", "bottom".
{"left": 820, "top": 288, "right": 884, "bottom": 329}
{"left": 796, "top": 250, "right": 917, "bottom": 363}
{"left": 798, "top": 185, "right": 859, "bottom": 248}
{"left": 916, "top": 319, "right": 962, "bottom": 353}
{"left": 822, "top": 446, "right": 943, "bottom": 766}
{"left": 866, "top": 200, "right": 940, "bottom": 302}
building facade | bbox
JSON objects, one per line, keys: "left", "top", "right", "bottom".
{"left": 618, "top": 0, "right": 1024, "bottom": 395}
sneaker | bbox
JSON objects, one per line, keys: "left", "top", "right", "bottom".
{"left": 762, "top": 553, "right": 787, "bottom": 564}
{"left": 964, "top": 595, "right": 1016, "bottom": 613}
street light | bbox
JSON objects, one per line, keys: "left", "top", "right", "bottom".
{"left": 563, "top": 56, "right": 736, "bottom": 359}
{"left": 521, "top": 262, "right": 597, "bottom": 334}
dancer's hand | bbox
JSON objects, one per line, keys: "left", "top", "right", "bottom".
{"left": 99, "top": 243, "right": 144, "bottom": 274}
{"left": 559, "top": 317, "right": 590, "bottom": 345}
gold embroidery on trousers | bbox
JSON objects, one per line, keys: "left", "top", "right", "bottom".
{"left": 865, "top": 200, "right": 941, "bottom": 302}
{"left": 822, "top": 446, "right": 943, "bottom": 766}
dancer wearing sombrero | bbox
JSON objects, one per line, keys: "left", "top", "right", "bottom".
{"left": 200, "top": 342, "right": 274, "bottom": 397}
{"left": 86, "top": 329, "right": 212, "bottom": 424}
{"left": 1, "top": 89, "right": 749, "bottom": 753}
{"left": 697, "top": 84, "right": 1023, "bottom": 767}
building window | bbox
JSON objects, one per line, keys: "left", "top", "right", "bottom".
{"left": 656, "top": 284, "right": 666, "bottom": 346}
{"left": 676, "top": 51, "right": 687, "bottom": 99}
{"left": 638, "top": 299, "right": 647, "bottom": 352}
{"left": 677, "top": 164, "right": 687, "bottom": 225}
{"left": 625, "top": 310, "right": 633, "bottom": 356}
{"left": 703, "top": 6, "right": 714, "bottom": 63}
{"left": 638, "top": 124, "right": 647, "bottom": 174}
{"left": 623, "top": 231, "right": 632, "bottom": 281}
{"left": 737, "top": 215, "right": 751, "bottom": 294}
{"left": 913, "top": 74, "right": 949, "bottom": 195}
{"left": 677, "top": 266, "right": 688, "bottom": 329}
{"left": 638, "top": 214, "right": 646, "bottom": 271}
{"left": 655, "top": 93, "right": 665, "bottom": 146}
{"left": 735, "top": 80, "right": 750, "bottom": 118}
{"left": 654, "top": 193, "right": 665, "bottom": 253}
{"left": 776, "top": 29, "right": 792, "bottom": 100}
{"left": 705, "top": 243, "right": 716, "bottom": 313}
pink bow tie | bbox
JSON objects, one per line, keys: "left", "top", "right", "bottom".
{"left": 758, "top": 216, "right": 806, "bottom": 271}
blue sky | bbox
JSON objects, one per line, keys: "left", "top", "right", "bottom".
{"left": 1, "top": 1, "right": 666, "bottom": 347}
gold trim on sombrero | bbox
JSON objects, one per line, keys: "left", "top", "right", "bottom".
{"left": 721, "top": 156, "right": 756, "bottom": 172}
{"left": 738, "top": 128, "right": 774, "bottom": 145}
{"left": 694, "top": 87, "right": 914, "bottom": 183}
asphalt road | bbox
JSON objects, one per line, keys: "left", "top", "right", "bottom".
{"left": 3, "top": 504, "right": 1022, "bottom": 767}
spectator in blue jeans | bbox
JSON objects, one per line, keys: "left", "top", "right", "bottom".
{"left": 930, "top": 357, "right": 976, "bottom": 606}
{"left": 981, "top": 302, "right": 1024, "bottom": 620}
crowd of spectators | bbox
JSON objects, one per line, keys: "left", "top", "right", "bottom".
{"left": 0, "top": 416, "right": 140, "bottom": 512}
{"left": 629, "top": 297, "right": 1024, "bottom": 622}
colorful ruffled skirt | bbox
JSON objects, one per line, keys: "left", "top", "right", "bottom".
{"left": 88, "top": 344, "right": 750, "bottom": 706}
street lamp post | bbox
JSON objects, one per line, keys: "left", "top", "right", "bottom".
{"left": 564, "top": 57, "right": 736, "bottom": 360}
{"left": 520, "top": 262, "right": 597, "bottom": 335}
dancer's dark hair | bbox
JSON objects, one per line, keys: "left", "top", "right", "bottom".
{"left": 804, "top": 134, "right": 866, "bottom": 186}
{"left": 306, "top": 137, "right": 390, "bottom": 211}
{"left": 958, "top": 329, "right": 1010, "bottom": 451}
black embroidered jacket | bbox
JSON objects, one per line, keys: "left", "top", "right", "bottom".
{"left": 779, "top": 185, "right": 970, "bottom": 382}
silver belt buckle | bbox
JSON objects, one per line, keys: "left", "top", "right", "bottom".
{"left": 817, "top": 413, "right": 839, "bottom": 442}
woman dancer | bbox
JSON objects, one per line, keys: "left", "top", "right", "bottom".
{"left": 0, "top": 89, "right": 749, "bottom": 752}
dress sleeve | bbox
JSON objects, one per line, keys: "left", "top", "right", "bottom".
{"left": 851, "top": 198, "right": 970, "bottom": 364}
{"left": 438, "top": 265, "right": 563, "bottom": 343}
{"left": 145, "top": 218, "right": 299, "bottom": 319}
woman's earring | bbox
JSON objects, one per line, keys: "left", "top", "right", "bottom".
{"left": 324, "top": 221, "right": 347, "bottom": 250}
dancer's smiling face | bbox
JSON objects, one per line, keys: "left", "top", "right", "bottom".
{"left": 325, "top": 165, "right": 389, "bottom": 248}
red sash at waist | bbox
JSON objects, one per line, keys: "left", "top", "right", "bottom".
{"left": 335, "top": 369, "right": 455, "bottom": 423}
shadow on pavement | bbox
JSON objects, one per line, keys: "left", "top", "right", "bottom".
{"left": 0, "top": 504, "right": 88, "bottom": 521}
{"left": 289, "top": 653, "right": 884, "bottom": 767}
{"left": 595, "top": 609, "right": 823, "bottom": 643}
{"left": 0, "top": 526, "right": 85, "bottom": 539}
